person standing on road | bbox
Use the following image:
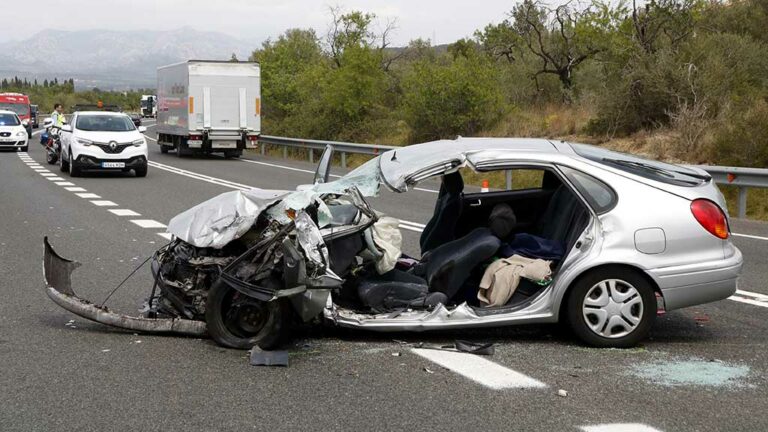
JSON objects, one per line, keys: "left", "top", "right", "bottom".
{"left": 50, "top": 104, "right": 64, "bottom": 127}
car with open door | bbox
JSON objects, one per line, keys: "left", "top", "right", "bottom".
{"left": 43, "top": 138, "right": 742, "bottom": 349}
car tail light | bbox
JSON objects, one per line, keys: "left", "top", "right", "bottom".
{"left": 189, "top": 135, "right": 202, "bottom": 141}
{"left": 691, "top": 199, "right": 729, "bottom": 239}
{"left": 247, "top": 135, "right": 258, "bottom": 142}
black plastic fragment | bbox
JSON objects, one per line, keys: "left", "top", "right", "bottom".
{"left": 249, "top": 348, "right": 289, "bottom": 367}
{"left": 454, "top": 340, "right": 495, "bottom": 356}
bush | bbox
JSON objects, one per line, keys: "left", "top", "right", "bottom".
{"left": 712, "top": 98, "right": 768, "bottom": 168}
{"left": 401, "top": 55, "right": 507, "bottom": 142}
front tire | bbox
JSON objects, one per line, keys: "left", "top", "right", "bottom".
{"left": 565, "top": 268, "right": 656, "bottom": 348}
{"left": 134, "top": 166, "right": 148, "bottom": 177}
{"left": 60, "top": 150, "right": 69, "bottom": 172}
{"left": 205, "top": 279, "right": 289, "bottom": 350}
{"left": 68, "top": 152, "right": 82, "bottom": 177}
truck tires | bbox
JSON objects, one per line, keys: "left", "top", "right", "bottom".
{"left": 224, "top": 150, "right": 242, "bottom": 159}
{"left": 160, "top": 145, "right": 169, "bottom": 154}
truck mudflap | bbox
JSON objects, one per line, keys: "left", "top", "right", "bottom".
{"left": 43, "top": 237, "right": 207, "bottom": 336}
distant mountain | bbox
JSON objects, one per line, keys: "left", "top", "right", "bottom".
{"left": 0, "top": 28, "right": 254, "bottom": 90}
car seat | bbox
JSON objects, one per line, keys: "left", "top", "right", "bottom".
{"left": 419, "top": 172, "right": 464, "bottom": 254}
{"left": 414, "top": 204, "right": 517, "bottom": 301}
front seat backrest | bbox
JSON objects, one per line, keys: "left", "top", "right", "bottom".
{"left": 537, "top": 186, "right": 585, "bottom": 244}
{"left": 422, "top": 227, "right": 500, "bottom": 300}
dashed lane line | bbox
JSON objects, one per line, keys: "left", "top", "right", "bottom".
{"left": 109, "top": 209, "right": 141, "bottom": 216}
{"left": 17, "top": 152, "right": 172, "bottom": 243}
{"left": 75, "top": 193, "right": 102, "bottom": 199}
{"left": 581, "top": 424, "right": 663, "bottom": 432}
{"left": 91, "top": 200, "right": 118, "bottom": 207}
{"left": 732, "top": 232, "right": 768, "bottom": 241}
{"left": 130, "top": 219, "right": 167, "bottom": 229}
{"left": 411, "top": 348, "right": 546, "bottom": 390}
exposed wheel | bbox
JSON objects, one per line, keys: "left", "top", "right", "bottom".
{"left": 160, "top": 145, "right": 169, "bottom": 154}
{"left": 205, "top": 279, "right": 289, "bottom": 350}
{"left": 68, "top": 152, "right": 82, "bottom": 177}
{"left": 565, "top": 268, "right": 656, "bottom": 348}
{"left": 134, "top": 166, "right": 148, "bottom": 177}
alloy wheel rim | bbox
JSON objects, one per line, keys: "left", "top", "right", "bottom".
{"left": 582, "top": 279, "right": 643, "bottom": 338}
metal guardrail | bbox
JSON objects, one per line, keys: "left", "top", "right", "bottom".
{"left": 260, "top": 135, "right": 767, "bottom": 219}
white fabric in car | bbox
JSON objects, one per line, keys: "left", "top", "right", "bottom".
{"left": 371, "top": 216, "right": 403, "bottom": 274}
{"left": 478, "top": 255, "right": 551, "bottom": 307}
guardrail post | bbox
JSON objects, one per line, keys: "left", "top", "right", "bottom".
{"left": 260, "top": 144, "right": 265, "bottom": 156}
{"left": 341, "top": 152, "right": 347, "bottom": 168}
{"left": 738, "top": 187, "right": 748, "bottom": 219}
{"left": 309, "top": 149, "right": 314, "bottom": 164}
{"left": 505, "top": 170, "right": 512, "bottom": 190}
{"left": 283, "top": 145, "right": 287, "bottom": 159}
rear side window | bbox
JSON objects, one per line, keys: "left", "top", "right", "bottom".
{"left": 559, "top": 166, "right": 617, "bottom": 214}
{"left": 571, "top": 144, "right": 709, "bottom": 187}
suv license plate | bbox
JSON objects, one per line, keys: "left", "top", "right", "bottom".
{"left": 102, "top": 162, "right": 125, "bottom": 168}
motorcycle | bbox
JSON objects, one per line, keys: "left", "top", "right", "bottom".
{"left": 40, "top": 119, "right": 62, "bottom": 165}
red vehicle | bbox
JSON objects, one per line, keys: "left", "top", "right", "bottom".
{"left": 0, "top": 93, "right": 32, "bottom": 137}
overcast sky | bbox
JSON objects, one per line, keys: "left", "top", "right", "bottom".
{"left": 6, "top": 0, "right": 516, "bottom": 46}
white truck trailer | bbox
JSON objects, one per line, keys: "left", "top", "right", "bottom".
{"left": 156, "top": 60, "right": 260, "bottom": 157}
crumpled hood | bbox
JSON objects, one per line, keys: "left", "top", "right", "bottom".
{"left": 167, "top": 188, "right": 288, "bottom": 248}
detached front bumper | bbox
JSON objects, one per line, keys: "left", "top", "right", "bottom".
{"left": 649, "top": 246, "right": 743, "bottom": 310}
{"left": 43, "top": 237, "right": 207, "bottom": 335}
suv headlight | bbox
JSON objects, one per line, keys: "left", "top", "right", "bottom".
{"left": 77, "top": 138, "right": 93, "bottom": 146}
{"left": 132, "top": 139, "right": 145, "bottom": 147}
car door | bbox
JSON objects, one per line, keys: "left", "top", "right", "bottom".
{"left": 60, "top": 114, "right": 74, "bottom": 159}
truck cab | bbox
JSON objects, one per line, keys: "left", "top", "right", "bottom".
{"left": 0, "top": 93, "right": 32, "bottom": 137}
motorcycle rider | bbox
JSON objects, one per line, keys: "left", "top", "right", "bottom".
{"left": 50, "top": 103, "right": 64, "bottom": 128}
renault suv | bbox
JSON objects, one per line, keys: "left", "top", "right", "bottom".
{"left": 60, "top": 111, "right": 148, "bottom": 177}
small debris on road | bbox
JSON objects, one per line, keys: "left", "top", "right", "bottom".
{"left": 101, "top": 349, "right": 110, "bottom": 353}
{"left": 557, "top": 389, "right": 568, "bottom": 397}
{"left": 424, "top": 367, "right": 434, "bottom": 374}
{"left": 392, "top": 352, "right": 401, "bottom": 357}
{"left": 250, "top": 348, "right": 289, "bottom": 367}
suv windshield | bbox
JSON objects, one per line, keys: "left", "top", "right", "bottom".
{"left": 571, "top": 144, "right": 709, "bottom": 187}
{"left": 76, "top": 115, "right": 136, "bottom": 132}
{"left": 0, "top": 113, "right": 20, "bottom": 126}
{"left": 0, "top": 103, "right": 29, "bottom": 116}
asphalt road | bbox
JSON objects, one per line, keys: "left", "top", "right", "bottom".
{"left": 1, "top": 123, "right": 766, "bottom": 431}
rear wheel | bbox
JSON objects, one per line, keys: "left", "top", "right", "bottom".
{"left": 565, "top": 268, "right": 656, "bottom": 348}
{"left": 224, "top": 150, "right": 242, "bottom": 159}
{"left": 160, "top": 145, "right": 169, "bottom": 154}
{"left": 205, "top": 279, "right": 289, "bottom": 350}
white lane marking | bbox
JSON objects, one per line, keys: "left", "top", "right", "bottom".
{"left": 148, "top": 161, "right": 251, "bottom": 190}
{"left": 32, "top": 129, "right": 43, "bottom": 137}
{"left": 581, "top": 424, "right": 663, "bottom": 432}
{"left": 729, "top": 295, "right": 768, "bottom": 308}
{"left": 732, "top": 233, "right": 768, "bottom": 241}
{"left": 91, "top": 200, "right": 118, "bottom": 207}
{"left": 46, "top": 176, "right": 65, "bottom": 181}
{"left": 144, "top": 124, "right": 156, "bottom": 129}
{"left": 65, "top": 187, "right": 87, "bottom": 192}
{"left": 40, "top": 173, "right": 57, "bottom": 177}
{"left": 399, "top": 224, "right": 424, "bottom": 233}
{"left": 736, "top": 289, "right": 768, "bottom": 301}
{"left": 400, "top": 220, "right": 426, "bottom": 228}
{"left": 131, "top": 219, "right": 167, "bottom": 229}
{"left": 157, "top": 232, "right": 174, "bottom": 240}
{"left": 411, "top": 348, "right": 546, "bottom": 390}
{"left": 33, "top": 168, "right": 48, "bottom": 172}
{"left": 109, "top": 209, "right": 141, "bottom": 216}
{"left": 144, "top": 135, "right": 157, "bottom": 142}
{"left": 75, "top": 193, "right": 101, "bottom": 199}
{"left": 55, "top": 181, "right": 75, "bottom": 186}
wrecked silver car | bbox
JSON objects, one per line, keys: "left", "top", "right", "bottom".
{"left": 45, "top": 138, "right": 742, "bottom": 349}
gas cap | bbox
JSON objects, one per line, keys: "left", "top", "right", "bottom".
{"left": 634, "top": 228, "right": 666, "bottom": 254}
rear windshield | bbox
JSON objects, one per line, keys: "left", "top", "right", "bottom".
{"left": 76, "top": 115, "right": 136, "bottom": 132}
{"left": 0, "top": 113, "right": 20, "bottom": 126}
{"left": 0, "top": 103, "right": 29, "bottom": 116}
{"left": 571, "top": 144, "right": 709, "bottom": 187}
